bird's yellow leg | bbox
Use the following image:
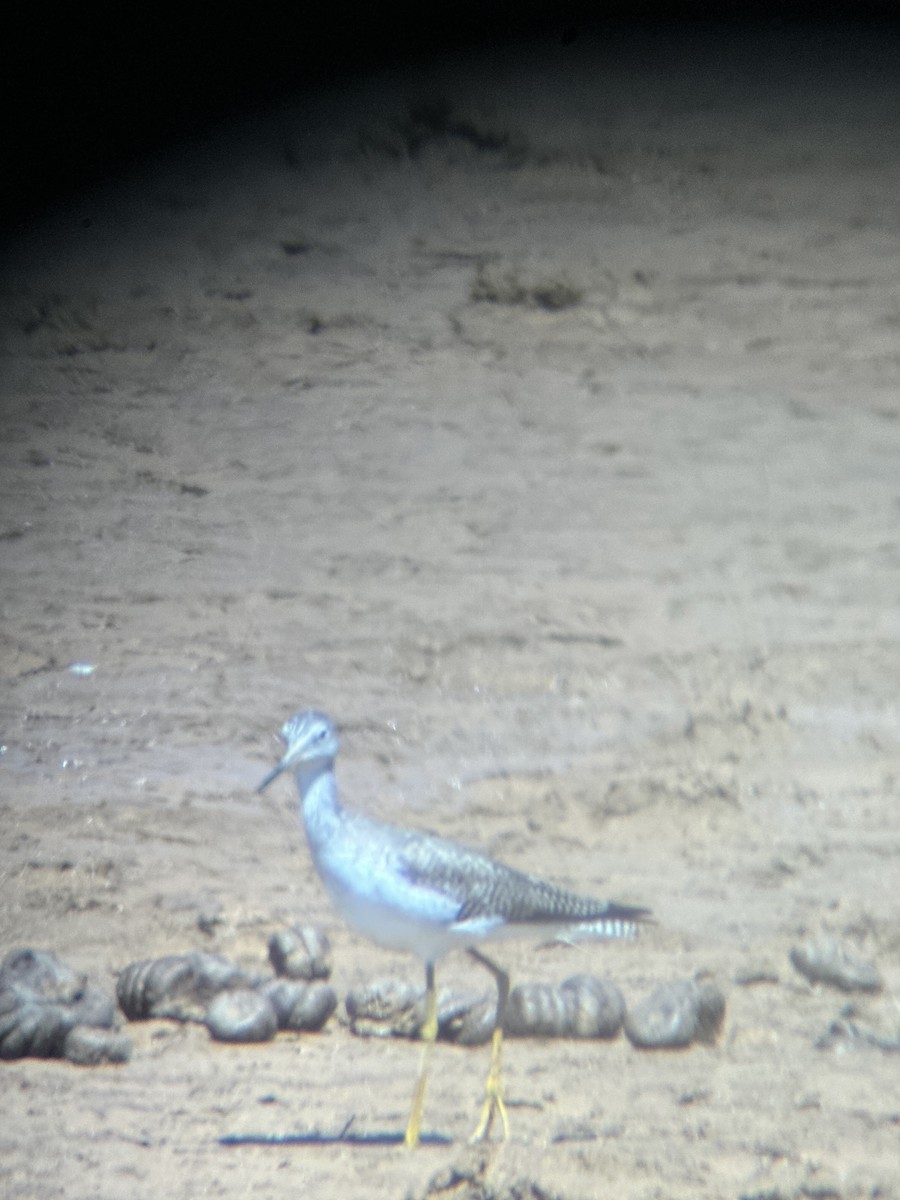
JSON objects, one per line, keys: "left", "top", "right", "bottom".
{"left": 467, "top": 948, "right": 511, "bottom": 1143}
{"left": 469, "top": 1023, "right": 510, "bottom": 1142}
{"left": 405, "top": 962, "right": 437, "bottom": 1149}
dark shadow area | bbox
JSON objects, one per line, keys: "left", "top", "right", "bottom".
{"left": 219, "top": 1129, "right": 454, "bottom": 1147}
{"left": 3, "top": 1, "right": 899, "bottom": 234}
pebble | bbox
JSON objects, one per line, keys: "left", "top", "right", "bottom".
{"left": 268, "top": 926, "right": 332, "bottom": 981}
{"left": 625, "top": 976, "right": 726, "bottom": 1049}
{"left": 789, "top": 936, "right": 883, "bottom": 993}
{"left": 116, "top": 952, "right": 258, "bottom": 1022}
{"left": 261, "top": 979, "right": 337, "bottom": 1031}
{"left": 505, "top": 975, "right": 624, "bottom": 1039}
{"left": 206, "top": 989, "right": 278, "bottom": 1043}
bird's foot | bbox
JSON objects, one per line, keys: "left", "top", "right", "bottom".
{"left": 469, "top": 1028, "right": 509, "bottom": 1143}
{"left": 469, "top": 1082, "right": 509, "bottom": 1143}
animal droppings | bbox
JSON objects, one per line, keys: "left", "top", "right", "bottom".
{"left": 268, "top": 926, "right": 332, "bottom": 981}
{"left": 624, "top": 976, "right": 726, "bottom": 1049}
{"left": 505, "top": 975, "right": 624, "bottom": 1040}
{"left": 789, "top": 936, "right": 883, "bottom": 994}
{"left": 0, "top": 948, "right": 128, "bottom": 1063}
{"left": 116, "top": 952, "right": 259, "bottom": 1022}
{"left": 206, "top": 989, "right": 279, "bottom": 1043}
{"left": 261, "top": 979, "right": 338, "bottom": 1031}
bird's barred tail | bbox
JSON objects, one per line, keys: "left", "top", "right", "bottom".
{"left": 552, "top": 904, "right": 653, "bottom": 945}
{"left": 575, "top": 916, "right": 641, "bottom": 940}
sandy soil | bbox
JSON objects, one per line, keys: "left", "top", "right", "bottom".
{"left": 2, "top": 21, "right": 899, "bottom": 1200}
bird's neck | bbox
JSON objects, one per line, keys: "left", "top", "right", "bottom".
{"left": 294, "top": 758, "right": 343, "bottom": 845}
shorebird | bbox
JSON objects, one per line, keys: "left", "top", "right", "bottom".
{"left": 257, "top": 709, "right": 650, "bottom": 1147}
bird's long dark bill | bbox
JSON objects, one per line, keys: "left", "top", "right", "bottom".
{"left": 256, "top": 761, "right": 287, "bottom": 794}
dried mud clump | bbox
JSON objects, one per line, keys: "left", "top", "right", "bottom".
{"left": 268, "top": 926, "right": 332, "bottom": 981}
{"left": 624, "top": 975, "right": 726, "bottom": 1049}
{"left": 116, "top": 938, "right": 338, "bottom": 1043}
{"left": 505, "top": 975, "right": 624, "bottom": 1040}
{"left": 116, "top": 952, "right": 259, "bottom": 1022}
{"left": 346, "top": 974, "right": 631, "bottom": 1045}
{"left": 206, "top": 989, "right": 279, "bottom": 1043}
{"left": 344, "top": 978, "right": 495, "bottom": 1044}
{"left": 345, "top": 978, "right": 425, "bottom": 1038}
{"left": 789, "top": 935, "right": 883, "bottom": 993}
{"left": 0, "top": 948, "right": 129, "bottom": 1064}
{"left": 435, "top": 990, "right": 495, "bottom": 1047}
{"left": 260, "top": 979, "right": 338, "bottom": 1032}
{"left": 63, "top": 1025, "right": 132, "bottom": 1065}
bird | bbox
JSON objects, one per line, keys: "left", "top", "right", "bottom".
{"left": 257, "top": 708, "right": 650, "bottom": 1147}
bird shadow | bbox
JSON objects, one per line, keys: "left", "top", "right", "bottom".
{"left": 219, "top": 1118, "right": 453, "bottom": 1148}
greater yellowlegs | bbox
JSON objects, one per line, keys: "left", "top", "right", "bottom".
{"left": 257, "top": 709, "right": 650, "bottom": 1147}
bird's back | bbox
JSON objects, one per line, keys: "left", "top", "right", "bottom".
{"left": 397, "top": 826, "right": 648, "bottom": 931}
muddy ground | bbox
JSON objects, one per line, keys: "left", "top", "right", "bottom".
{"left": 1, "top": 20, "right": 899, "bottom": 1200}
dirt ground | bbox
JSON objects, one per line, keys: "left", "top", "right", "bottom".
{"left": 2, "top": 20, "right": 899, "bottom": 1200}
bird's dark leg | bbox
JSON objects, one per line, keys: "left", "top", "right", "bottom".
{"left": 467, "top": 948, "right": 511, "bottom": 1142}
{"left": 405, "top": 960, "right": 437, "bottom": 1149}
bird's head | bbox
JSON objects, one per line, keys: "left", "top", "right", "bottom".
{"left": 256, "top": 709, "right": 339, "bottom": 793}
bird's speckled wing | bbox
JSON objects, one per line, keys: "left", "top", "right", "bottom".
{"left": 394, "top": 827, "right": 649, "bottom": 929}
